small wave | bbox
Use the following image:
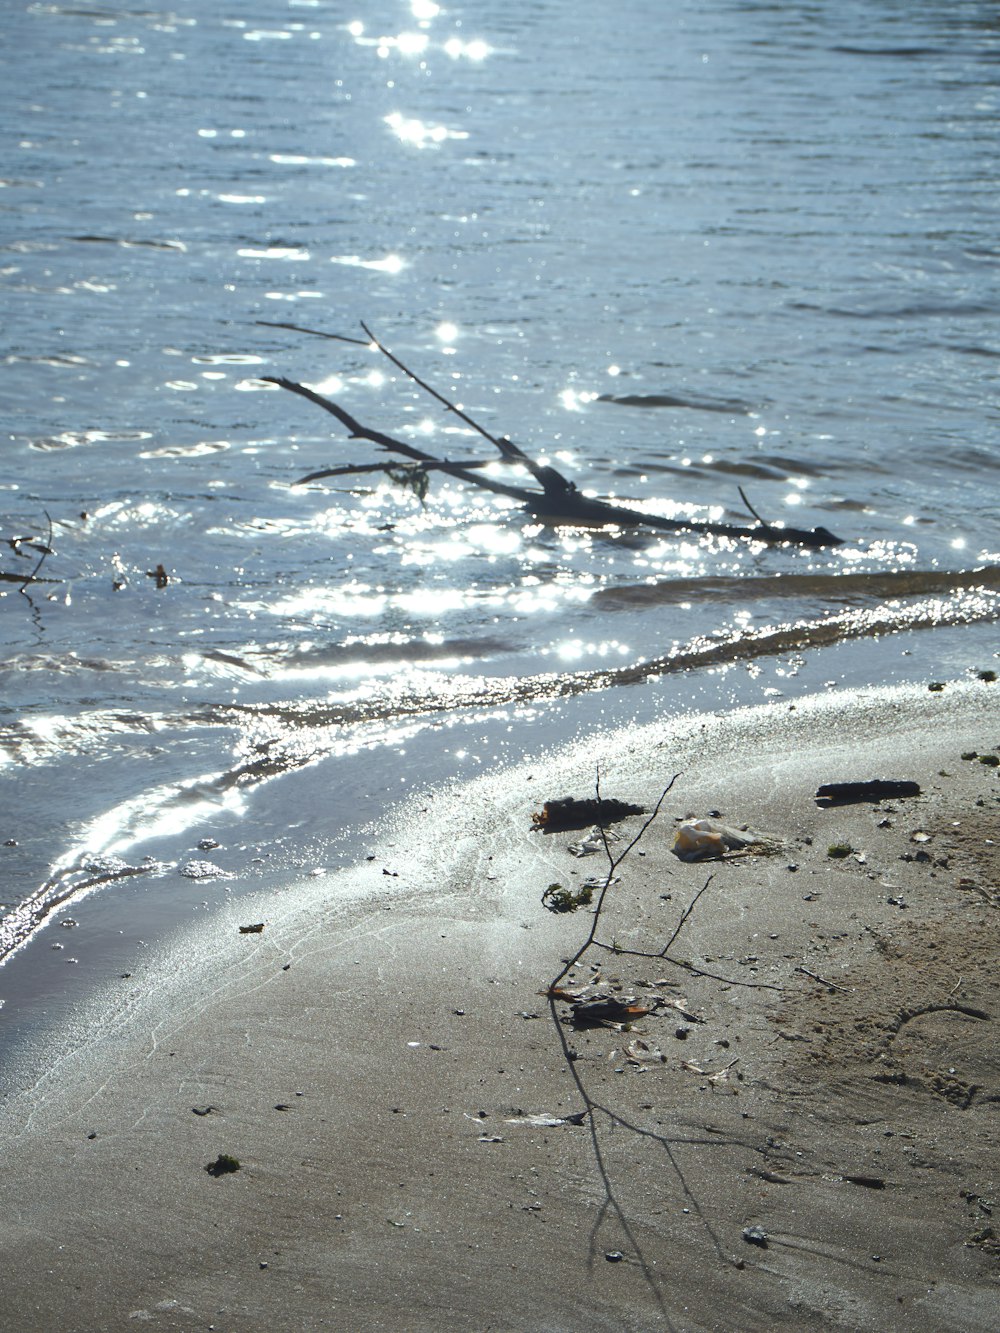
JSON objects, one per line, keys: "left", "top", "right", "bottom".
{"left": 211, "top": 583, "right": 999, "bottom": 735}
{"left": 592, "top": 566, "right": 1000, "bottom": 612}
{"left": 0, "top": 707, "right": 169, "bottom": 766}
{"left": 69, "top": 234, "right": 186, "bottom": 252}
{"left": 139, "top": 440, "right": 231, "bottom": 459}
{"left": 0, "top": 858, "right": 161, "bottom": 966}
{"left": 831, "top": 45, "right": 945, "bottom": 59}
{"left": 789, "top": 299, "right": 998, "bottom": 321}
{"left": 598, "top": 392, "right": 752, "bottom": 414}
{"left": 29, "top": 428, "right": 153, "bottom": 450}
{"left": 0, "top": 765, "right": 250, "bottom": 967}
{"left": 5, "top": 352, "right": 92, "bottom": 368}
{"left": 953, "top": 343, "right": 1000, "bottom": 360}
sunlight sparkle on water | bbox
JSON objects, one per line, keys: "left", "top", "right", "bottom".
{"left": 262, "top": 585, "right": 387, "bottom": 621}
{"left": 560, "top": 388, "right": 598, "bottom": 411}
{"left": 394, "top": 31, "right": 429, "bottom": 56}
{"left": 384, "top": 112, "right": 468, "bottom": 147}
{"left": 306, "top": 374, "right": 344, "bottom": 395}
{"left": 444, "top": 37, "right": 490, "bottom": 60}
{"left": 330, "top": 252, "right": 406, "bottom": 273}
{"left": 411, "top": 0, "right": 440, "bottom": 19}
{"left": 269, "top": 153, "right": 355, "bottom": 167}
{"left": 436, "top": 321, "right": 459, "bottom": 343}
{"left": 238, "top": 246, "right": 310, "bottom": 260}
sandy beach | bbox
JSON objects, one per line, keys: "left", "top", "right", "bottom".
{"left": 1, "top": 682, "right": 998, "bottom": 1332}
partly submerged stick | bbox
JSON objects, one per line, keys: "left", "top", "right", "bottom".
{"left": 261, "top": 323, "right": 844, "bottom": 548}
{"left": 18, "top": 510, "right": 54, "bottom": 595}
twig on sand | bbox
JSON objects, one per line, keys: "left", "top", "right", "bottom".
{"left": 796, "top": 964, "right": 852, "bottom": 993}
{"left": 547, "top": 771, "right": 679, "bottom": 995}
{"left": 540, "top": 766, "right": 782, "bottom": 1305}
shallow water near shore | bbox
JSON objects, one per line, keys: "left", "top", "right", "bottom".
{"left": 1, "top": 1, "right": 999, "bottom": 1035}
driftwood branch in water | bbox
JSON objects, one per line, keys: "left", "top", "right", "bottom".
{"left": 259, "top": 323, "right": 843, "bottom": 548}
{"left": 297, "top": 458, "right": 492, "bottom": 485}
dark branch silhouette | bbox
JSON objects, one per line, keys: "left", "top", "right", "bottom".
{"left": 259, "top": 323, "right": 844, "bottom": 549}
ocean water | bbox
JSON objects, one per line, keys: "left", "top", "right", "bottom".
{"left": 1, "top": 0, "right": 998, "bottom": 1038}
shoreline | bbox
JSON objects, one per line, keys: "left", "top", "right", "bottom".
{"left": 1, "top": 683, "right": 998, "bottom": 1331}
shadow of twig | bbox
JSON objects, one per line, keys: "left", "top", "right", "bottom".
{"left": 542, "top": 768, "right": 781, "bottom": 1318}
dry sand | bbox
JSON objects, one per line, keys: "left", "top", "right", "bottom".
{"left": 0, "top": 683, "right": 998, "bottom": 1332}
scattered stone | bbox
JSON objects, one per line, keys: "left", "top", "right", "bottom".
{"left": 742, "top": 1225, "right": 769, "bottom": 1248}
{"left": 205, "top": 1153, "right": 241, "bottom": 1177}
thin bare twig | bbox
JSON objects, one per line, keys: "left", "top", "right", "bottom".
{"left": 586, "top": 937, "right": 783, "bottom": 990}
{"left": 541, "top": 782, "right": 758, "bottom": 1297}
{"left": 662, "top": 874, "right": 715, "bottom": 955}
{"left": 548, "top": 774, "right": 680, "bottom": 994}
{"left": 796, "top": 964, "right": 851, "bottom": 993}
{"left": 297, "top": 457, "right": 492, "bottom": 485}
{"left": 19, "top": 510, "right": 54, "bottom": 595}
{"left": 359, "top": 321, "right": 571, "bottom": 493}
{"left": 737, "top": 485, "right": 772, "bottom": 530}
{"left": 255, "top": 319, "right": 370, "bottom": 346}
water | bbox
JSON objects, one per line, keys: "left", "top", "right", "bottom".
{"left": 1, "top": 0, "right": 998, "bottom": 1039}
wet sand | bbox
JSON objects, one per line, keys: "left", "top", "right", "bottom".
{"left": 0, "top": 683, "right": 998, "bottom": 1332}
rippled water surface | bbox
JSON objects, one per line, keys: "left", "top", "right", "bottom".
{"left": 1, "top": 0, "right": 998, "bottom": 1018}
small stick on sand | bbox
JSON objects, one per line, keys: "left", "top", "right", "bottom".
{"left": 796, "top": 964, "right": 851, "bottom": 993}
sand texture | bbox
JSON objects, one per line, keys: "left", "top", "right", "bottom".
{"left": 0, "top": 685, "right": 998, "bottom": 1332}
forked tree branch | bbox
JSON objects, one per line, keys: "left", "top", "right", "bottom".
{"left": 259, "top": 322, "right": 844, "bottom": 546}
